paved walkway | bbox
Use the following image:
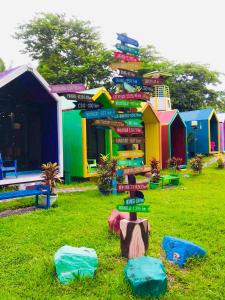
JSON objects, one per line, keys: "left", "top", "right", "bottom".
{"left": 58, "top": 186, "right": 97, "bottom": 193}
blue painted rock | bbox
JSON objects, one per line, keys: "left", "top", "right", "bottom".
{"left": 54, "top": 246, "right": 98, "bottom": 284}
{"left": 108, "top": 209, "right": 130, "bottom": 235}
{"left": 124, "top": 256, "right": 167, "bottom": 297}
{"left": 162, "top": 236, "right": 206, "bottom": 267}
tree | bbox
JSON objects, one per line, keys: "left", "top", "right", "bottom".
{"left": 0, "top": 58, "right": 5, "bottom": 72}
{"left": 14, "top": 13, "right": 113, "bottom": 87}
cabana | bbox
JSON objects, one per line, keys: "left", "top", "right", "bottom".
{"left": 180, "top": 108, "right": 219, "bottom": 156}
{"left": 62, "top": 87, "right": 113, "bottom": 178}
{"left": 217, "top": 113, "right": 225, "bottom": 152}
{"left": 157, "top": 110, "right": 187, "bottom": 168}
{"left": 0, "top": 65, "right": 63, "bottom": 185}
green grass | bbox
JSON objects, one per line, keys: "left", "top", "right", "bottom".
{"left": 0, "top": 166, "right": 225, "bottom": 299}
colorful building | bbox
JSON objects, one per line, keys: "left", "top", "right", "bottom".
{"left": 180, "top": 108, "right": 220, "bottom": 156}
{"left": 217, "top": 113, "right": 225, "bottom": 152}
{"left": 156, "top": 110, "right": 187, "bottom": 168}
{"left": 0, "top": 65, "right": 63, "bottom": 185}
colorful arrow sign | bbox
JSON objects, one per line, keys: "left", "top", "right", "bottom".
{"left": 117, "top": 150, "right": 144, "bottom": 159}
{"left": 115, "top": 127, "right": 143, "bottom": 135}
{"left": 50, "top": 84, "right": 85, "bottom": 94}
{"left": 112, "top": 112, "right": 142, "bottom": 120}
{"left": 116, "top": 204, "right": 149, "bottom": 213}
{"left": 112, "top": 77, "right": 142, "bottom": 86}
{"left": 120, "top": 166, "right": 151, "bottom": 176}
{"left": 114, "top": 136, "right": 144, "bottom": 144}
{"left": 143, "top": 78, "right": 163, "bottom": 86}
{"left": 114, "top": 51, "right": 140, "bottom": 62}
{"left": 124, "top": 197, "right": 144, "bottom": 205}
{"left": 116, "top": 33, "right": 139, "bottom": 47}
{"left": 114, "top": 100, "right": 141, "bottom": 108}
{"left": 73, "top": 101, "right": 102, "bottom": 110}
{"left": 62, "top": 93, "right": 93, "bottom": 101}
{"left": 110, "top": 61, "right": 142, "bottom": 71}
{"left": 141, "top": 85, "right": 154, "bottom": 93}
{"left": 115, "top": 43, "right": 140, "bottom": 56}
{"left": 117, "top": 159, "right": 144, "bottom": 167}
{"left": 124, "top": 119, "right": 143, "bottom": 127}
{"left": 111, "top": 92, "right": 149, "bottom": 101}
{"left": 117, "top": 183, "right": 148, "bottom": 192}
{"left": 92, "top": 119, "right": 125, "bottom": 127}
{"left": 80, "top": 108, "right": 115, "bottom": 119}
{"left": 118, "top": 69, "right": 137, "bottom": 78}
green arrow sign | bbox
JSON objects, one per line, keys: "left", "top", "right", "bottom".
{"left": 116, "top": 205, "right": 150, "bottom": 213}
{"left": 114, "top": 100, "right": 141, "bottom": 108}
{"left": 124, "top": 119, "right": 143, "bottom": 127}
{"left": 124, "top": 197, "right": 144, "bottom": 206}
{"left": 117, "top": 159, "right": 143, "bottom": 167}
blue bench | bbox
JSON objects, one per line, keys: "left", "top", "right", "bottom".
{"left": 0, "top": 185, "right": 51, "bottom": 209}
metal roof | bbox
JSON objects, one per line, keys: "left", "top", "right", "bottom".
{"left": 180, "top": 108, "right": 213, "bottom": 121}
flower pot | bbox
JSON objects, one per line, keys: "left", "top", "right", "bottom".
{"left": 41, "top": 194, "right": 57, "bottom": 207}
{"left": 149, "top": 182, "right": 159, "bottom": 189}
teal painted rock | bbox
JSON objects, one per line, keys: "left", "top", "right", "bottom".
{"left": 124, "top": 256, "right": 167, "bottom": 297}
{"left": 162, "top": 236, "right": 206, "bottom": 267}
{"left": 54, "top": 246, "right": 98, "bottom": 284}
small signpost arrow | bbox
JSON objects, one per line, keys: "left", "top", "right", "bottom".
{"left": 110, "top": 61, "right": 142, "bottom": 71}
{"left": 114, "top": 100, "right": 141, "bottom": 108}
{"left": 92, "top": 119, "right": 125, "bottom": 127}
{"left": 118, "top": 69, "right": 137, "bottom": 78}
{"left": 115, "top": 43, "right": 140, "bottom": 56}
{"left": 117, "top": 183, "right": 148, "bottom": 192}
{"left": 124, "top": 119, "right": 143, "bottom": 127}
{"left": 73, "top": 101, "right": 103, "bottom": 110}
{"left": 117, "top": 159, "right": 143, "bottom": 167}
{"left": 114, "top": 136, "right": 144, "bottom": 144}
{"left": 124, "top": 197, "right": 144, "bottom": 205}
{"left": 116, "top": 33, "right": 139, "bottom": 47}
{"left": 121, "top": 166, "right": 151, "bottom": 176}
{"left": 112, "top": 77, "right": 142, "bottom": 86}
{"left": 141, "top": 85, "right": 154, "bottom": 93}
{"left": 112, "top": 112, "right": 142, "bottom": 120}
{"left": 117, "top": 150, "right": 144, "bottom": 159}
{"left": 49, "top": 84, "right": 85, "bottom": 94}
{"left": 111, "top": 91, "right": 149, "bottom": 101}
{"left": 116, "top": 205, "right": 149, "bottom": 213}
{"left": 63, "top": 93, "right": 93, "bottom": 101}
{"left": 115, "top": 126, "right": 143, "bottom": 135}
{"left": 80, "top": 108, "right": 116, "bottom": 119}
{"left": 114, "top": 51, "right": 140, "bottom": 62}
{"left": 143, "top": 78, "right": 163, "bottom": 86}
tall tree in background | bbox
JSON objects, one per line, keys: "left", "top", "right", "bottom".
{"left": 14, "top": 13, "right": 112, "bottom": 87}
{"left": 0, "top": 58, "right": 5, "bottom": 72}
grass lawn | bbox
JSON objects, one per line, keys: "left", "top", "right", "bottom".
{"left": 0, "top": 165, "right": 225, "bottom": 299}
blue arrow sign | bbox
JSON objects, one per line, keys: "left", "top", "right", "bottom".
{"left": 117, "top": 33, "right": 139, "bottom": 47}
{"left": 80, "top": 108, "right": 116, "bottom": 119}
{"left": 112, "top": 112, "right": 142, "bottom": 120}
{"left": 124, "top": 197, "right": 144, "bottom": 206}
{"left": 112, "top": 77, "right": 142, "bottom": 86}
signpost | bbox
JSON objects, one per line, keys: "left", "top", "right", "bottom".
{"left": 116, "top": 33, "right": 139, "bottom": 47}
{"left": 49, "top": 84, "right": 85, "bottom": 94}
{"left": 124, "top": 197, "right": 144, "bottom": 205}
{"left": 114, "top": 136, "right": 144, "bottom": 144}
{"left": 141, "top": 85, "right": 154, "bottom": 93}
{"left": 114, "top": 51, "right": 140, "bottom": 62}
{"left": 114, "top": 100, "right": 141, "bottom": 108}
{"left": 116, "top": 205, "right": 149, "bottom": 213}
{"left": 124, "top": 119, "right": 143, "bottom": 127}
{"left": 112, "top": 77, "right": 142, "bottom": 86}
{"left": 73, "top": 101, "right": 102, "bottom": 110}
{"left": 80, "top": 108, "right": 115, "bottom": 119}
{"left": 111, "top": 91, "right": 149, "bottom": 101}
{"left": 62, "top": 93, "right": 93, "bottom": 101}
{"left": 117, "top": 183, "right": 148, "bottom": 192}
{"left": 120, "top": 166, "right": 151, "bottom": 176}
{"left": 92, "top": 119, "right": 125, "bottom": 127}
{"left": 117, "top": 159, "right": 143, "bottom": 167}
{"left": 143, "top": 78, "right": 163, "bottom": 86}
{"left": 112, "top": 112, "right": 142, "bottom": 120}
{"left": 117, "top": 150, "right": 144, "bottom": 159}
{"left": 118, "top": 69, "right": 137, "bottom": 78}
{"left": 110, "top": 62, "right": 142, "bottom": 71}
{"left": 115, "top": 43, "right": 140, "bottom": 56}
{"left": 115, "top": 126, "right": 143, "bottom": 135}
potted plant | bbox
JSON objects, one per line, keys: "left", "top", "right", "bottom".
{"left": 189, "top": 154, "right": 203, "bottom": 174}
{"left": 167, "top": 157, "right": 182, "bottom": 185}
{"left": 149, "top": 158, "right": 161, "bottom": 189}
{"left": 41, "top": 162, "right": 62, "bottom": 206}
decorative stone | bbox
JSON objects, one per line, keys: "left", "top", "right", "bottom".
{"left": 162, "top": 236, "right": 206, "bottom": 267}
{"left": 54, "top": 245, "right": 98, "bottom": 284}
{"left": 124, "top": 256, "right": 167, "bottom": 297}
{"left": 108, "top": 209, "right": 130, "bottom": 235}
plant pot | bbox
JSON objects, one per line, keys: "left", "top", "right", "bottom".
{"left": 149, "top": 182, "right": 159, "bottom": 189}
{"left": 170, "top": 178, "right": 180, "bottom": 185}
{"left": 41, "top": 194, "right": 57, "bottom": 207}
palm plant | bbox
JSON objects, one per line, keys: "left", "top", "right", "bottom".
{"left": 41, "top": 162, "right": 62, "bottom": 195}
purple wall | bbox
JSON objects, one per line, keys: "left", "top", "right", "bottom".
{"left": 220, "top": 122, "right": 225, "bottom": 152}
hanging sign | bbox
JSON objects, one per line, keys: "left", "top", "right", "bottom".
{"left": 114, "top": 51, "right": 140, "bottom": 62}
{"left": 114, "top": 136, "right": 144, "bottom": 144}
{"left": 50, "top": 84, "right": 85, "bottom": 94}
{"left": 63, "top": 93, "right": 93, "bottom": 101}
{"left": 116, "top": 205, "right": 149, "bottom": 213}
{"left": 80, "top": 108, "right": 115, "bottom": 119}
{"left": 118, "top": 69, "right": 137, "bottom": 77}
{"left": 110, "top": 62, "right": 142, "bottom": 71}
{"left": 116, "top": 33, "right": 139, "bottom": 47}
{"left": 117, "top": 150, "right": 144, "bottom": 159}
{"left": 73, "top": 101, "right": 103, "bottom": 110}
{"left": 112, "top": 77, "right": 142, "bottom": 86}
{"left": 115, "top": 43, "right": 140, "bottom": 56}
{"left": 120, "top": 166, "right": 151, "bottom": 176}
{"left": 112, "top": 112, "right": 142, "bottom": 120}
{"left": 141, "top": 85, "right": 154, "bottom": 93}
{"left": 125, "top": 119, "right": 143, "bottom": 127}
{"left": 114, "top": 100, "right": 141, "bottom": 108}
{"left": 143, "top": 78, "right": 163, "bottom": 86}
{"left": 117, "top": 183, "right": 148, "bottom": 192}
{"left": 92, "top": 119, "right": 125, "bottom": 127}
{"left": 124, "top": 197, "right": 144, "bottom": 205}
{"left": 111, "top": 91, "right": 149, "bottom": 101}
{"left": 117, "top": 159, "right": 143, "bottom": 167}
{"left": 115, "top": 127, "right": 143, "bottom": 135}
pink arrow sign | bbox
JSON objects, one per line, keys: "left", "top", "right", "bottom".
{"left": 114, "top": 51, "right": 140, "bottom": 62}
{"left": 115, "top": 127, "right": 144, "bottom": 135}
{"left": 111, "top": 92, "right": 149, "bottom": 101}
{"left": 49, "top": 84, "right": 85, "bottom": 94}
{"left": 117, "top": 183, "right": 148, "bottom": 192}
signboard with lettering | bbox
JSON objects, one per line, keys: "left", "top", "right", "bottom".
{"left": 115, "top": 126, "right": 143, "bottom": 135}
{"left": 120, "top": 166, "right": 151, "bottom": 176}
{"left": 114, "top": 136, "right": 144, "bottom": 144}
{"left": 80, "top": 108, "right": 115, "bottom": 119}
{"left": 117, "top": 205, "right": 149, "bottom": 213}
{"left": 73, "top": 101, "right": 102, "bottom": 110}
{"left": 112, "top": 77, "right": 142, "bottom": 86}
{"left": 110, "top": 62, "right": 142, "bottom": 71}
{"left": 117, "top": 159, "right": 143, "bottom": 167}
{"left": 125, "top": 119, "right": 143, "bottom": 127}
{"left": 116, "top": 33, "right": 139, "bottom": 47}
{"left": 114, "top": 100, "right": 141, "bottom": 108}
{"left": 115, "top": 43, "right": 140, "bottom": 56}
{"left": 114, "top": 51, "right": 140, "bottom": 62}
{"left": 92, "top": 119, "right": 125, "bottom": 127}
{"left": 112, "top": 112, "right": 142, "bottom": 120}
{"left": 63, "top": 93, "right": 93, "bottom": 101}
{"left": 143, "top": 78, "right": 163, "bottom": 86}
{"left": 117, "top": 150, "right": 144, "bottom": 159}
{"left": 50, "top": 84, "right": 85, "bottom": 94}
{"left": 141, "top": 85, "right": 154, "bottom": 93}
{"left": 124, "top": 197, "right": 144, "bottom": 205}
{"left": 111, "top": 92, "right": 149, "bottom": 101}
{"left": 117, "top": 183, "right": 148, "bottom": 192}
{"left": 118, "top": 69, "right": 137, "bottom": 78}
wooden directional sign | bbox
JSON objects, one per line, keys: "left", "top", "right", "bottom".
{"left": 116, "top": 33, "right": 139, "bottom": 47}
{"left": 114, "top": 136, "right": 144, "bottom": 144}
{"left": 117, "top": 159, "right": 143, "bottom": 167}
{"left": 116, "top": 205, "right": 149, "bottom": 213}
{"left": 143, "top": 78, "right": 163, "bottom": 86}
{"left": 114, "top": 51, "right": 140, "bottom": 62}
{"left": 73, "top": 101, "right": 102, "bottom": 110}
{"left": 110, "top": 62, "right": 142, "bottom": 71}
{"left": 63, "top": 93, "right": 93, "bottom": 101}
{"left": 122, "top": 166, "right": 151, "bottom": 176}
{"left": 114, "top": 100, "right": 141, "bottom": 108}
{"left": 80, "top": 108, "right": 115, "bottom": 119}
{"left": 125, "top": 119, "right": 143, "bottom": 127}
{"left": 115, "top": 126, "right": 143, "bottom": 135}
{"left": 117, "top": 150, "right": 144, "bottom": 159}
{"left": 92, "top": 119, "right": 125, "bottom": 127}
{"left": 112, "top": 112, "right": 142, "bottom": 120}
{"left": 117, "top": 183, "right": 148, "bottom": 192}
{"left": 112, "top": 77, "right": 142, "bottom": 86}
{"left": 118, "top": 69, "right": 137, "bottom": 78}
{"left": 111, "top": 91, "right": 149, "bottom": 101}
{"left": 115, "top": 43, "right": 140, "bottom": 56}
{"left": 124, "top": 197, "right": 144, "bottom": 205}
{"left": 50, "top": 84, "right": 85, "bottom": 94}
{"left": 141, "top": 85, "right": 154, "bottom": 93}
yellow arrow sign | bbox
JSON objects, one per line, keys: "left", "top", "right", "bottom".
{"left": 116, "top": 150, "right": 144, "bottom": 159}
{"left": 110, "top": 62, "right": 142, "bottom": 71}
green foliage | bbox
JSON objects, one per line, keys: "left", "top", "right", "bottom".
{"left": 190, "top": 155, "right": 203, "bottom": 174}
{"left": 14, "top": 13, "right": 113, "bottom": 87}
{"left": 150, "top": 157, "right": 161, "bottom": 183}
{"left": 0, "top": 57, "right": 5, "bottom": 72}
{"left": 167, "top": 157, "right": 182, "bottom": 173}
{"left": 216, "top": 156, "right": 225, "bottom": 169}
{"left": 41, "top": 162, "right": 62, "bottom": 194}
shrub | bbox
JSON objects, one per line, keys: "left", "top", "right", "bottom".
{"left": 167, "top": 157, "right": 183, "bottom": 173}
{"left": 41, "top": 162, "right": 62, "bottom": 195}
{"left": 150, "top": 158, "right": 161, "bottom": 183}
{"left": 216, "top": 156, "right": 225, "bottom": 169}
{"left": 189, "top": 155, "right": 203, "bottom": 174}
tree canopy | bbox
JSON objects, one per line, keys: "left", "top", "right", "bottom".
{"left": 15, "top": 13, "right": 113, "bottom": 87}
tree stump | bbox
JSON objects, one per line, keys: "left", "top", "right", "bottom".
{"left": 120, "top": 218, "right": 149, "bottom": 259}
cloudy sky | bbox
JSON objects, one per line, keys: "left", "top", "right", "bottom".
{"left": 1, "top": 0, "right": 225, "bottom": 84}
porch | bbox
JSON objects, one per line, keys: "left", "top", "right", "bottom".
{"left": 0, "top": 171, "right": 42, "bottom": 186}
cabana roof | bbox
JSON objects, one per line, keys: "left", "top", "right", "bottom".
{"left": 180, "top": 108, "right": 214, "bottom": 122}
{"left": 139, "top": 102, "right": 160, "bottom": 124}
{"left": 157, "top": 110, "right": 177, "bottom": 125}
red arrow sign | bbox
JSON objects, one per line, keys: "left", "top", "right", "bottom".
{"left": 114, "top": 51, "right": 140, "bottom": 62}
{"left": 111, "top": 92, "right": 149, "bottom": 101}
{"left": 117, "top": 183, "right": 148, "bottom": 192}
{"left": 115, "top": 127, "right": 143, "bottom": 135}
{"left": 122, "top": 166, "right": 151, "bottom": 176}
{"left": 143, "top": 78, "right": 163, "bottom": 86}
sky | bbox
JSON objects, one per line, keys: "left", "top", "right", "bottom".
{"left": 1, "top": 0, "right": 225, "bottom": 86}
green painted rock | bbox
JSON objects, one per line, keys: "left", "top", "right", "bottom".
{"left": 54, "top": 246, "right": 98, "bottom": 284}
{"left": 124, "top": 256, "right": 167, "bottom": 297}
